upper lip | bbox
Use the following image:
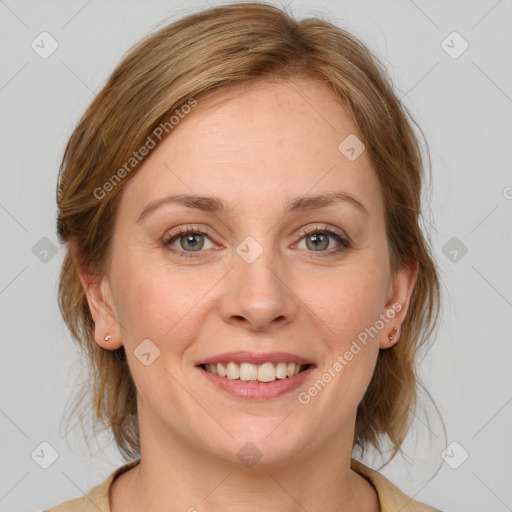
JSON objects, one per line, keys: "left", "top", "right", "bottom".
{"left": 195, "top": 351, "right": 316, "bottom": 366}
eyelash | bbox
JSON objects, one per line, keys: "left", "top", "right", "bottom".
{"left": 162, "top": 225, "right": 351, "bottom": 259}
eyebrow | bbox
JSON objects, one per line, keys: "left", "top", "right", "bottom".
{"left": 136, "top": 191, "right": 369, "bottom": 223}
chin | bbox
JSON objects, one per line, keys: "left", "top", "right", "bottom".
{"left": 209, "top": 418, "right": 310, "bottom": 467}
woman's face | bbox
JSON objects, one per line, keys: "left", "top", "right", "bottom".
{"left": 86, "top": 77, "right": 416, "bottom": 465}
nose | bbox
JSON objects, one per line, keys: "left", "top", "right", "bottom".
{"left": 217, "top": 244, "right": 298, "bottom": 332}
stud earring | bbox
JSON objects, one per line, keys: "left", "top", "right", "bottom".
{"left": 104, "top": 334, "right": 111, "bottom": 342}
{"left": 388, "top": 326, "right": 399, "bottom": 343}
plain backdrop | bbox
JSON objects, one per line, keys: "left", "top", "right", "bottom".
{"left": 1, "top": 1, "right": 511, "bottom": 511}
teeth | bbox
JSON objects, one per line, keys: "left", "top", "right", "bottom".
{"left": 205, "top": 362, "right": 307, "bottom": 382}
{"left": 258, "top": 362, "right": 275, "bottom": 382}
{"left": 226, "top": 362, "right": 239, "bottom": 379}
{"left": 239, "top": 362, "right": 258, "bottom": 381}
{"left": 275, "top": 362, "right": 288, "bottom": 379}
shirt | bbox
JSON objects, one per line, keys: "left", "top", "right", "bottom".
{"left": 43, "top": 457, "right": 443, "bottom": 511}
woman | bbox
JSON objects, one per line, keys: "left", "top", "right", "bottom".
{"left": 47, "top": 2, "right": 443, "bottom": 511}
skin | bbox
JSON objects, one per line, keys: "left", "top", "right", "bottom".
{"left": 77, "top": 77, "right": 417, "bottom": 512}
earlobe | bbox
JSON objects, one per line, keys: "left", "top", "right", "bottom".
{"left": 69, "top": 244, "right": 122, "bottom": 350}
{"left": 378, "top": 306, "right": 402, "bottom": 349}
{"left": 379, "top": 259, "right": 418, "bottom": 349}
{"left": 85, "top": 276, "right": 123, "bottom": 350}
{"left": 388, "top": 326, "right": 399, "bottom": 344}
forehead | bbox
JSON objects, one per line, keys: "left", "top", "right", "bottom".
{"left": 118, "top": 77, "right": 383, "bottom": 219}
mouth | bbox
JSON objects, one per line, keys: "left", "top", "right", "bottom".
{"left": 195, "top": 352, "right": 316, "bottom": 399}
{"left": 200, "top": 362, "right": 312, "bottom": 383}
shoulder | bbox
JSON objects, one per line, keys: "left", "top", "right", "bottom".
{"left": 43, "top": 459, "right": 141, "bottom": 512}
{"left": 350, "top": 457, "right": 444, "bottom": 512}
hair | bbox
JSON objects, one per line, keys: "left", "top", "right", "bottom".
{"left": 56, "top": 1, "right": 441, "bottom": 463}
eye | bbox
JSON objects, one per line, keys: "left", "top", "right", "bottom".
{"left": 295, "top": 226, "right": 351, "bottom": 256}
{"left": 163, "top": 224, "right": 351, "bottom": 259}
{"left": 163, "top": 226, "right": 217, "bottom": 258}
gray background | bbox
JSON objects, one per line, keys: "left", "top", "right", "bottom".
{"left": 1, "top": 0, "right": 511, "bottom": 511}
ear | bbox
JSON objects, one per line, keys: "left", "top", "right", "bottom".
{"left": 379, "top": 258, "right": 418, "bottom": 349}
{"left": 69, "top": 243, "right": 123, "bottom": 350}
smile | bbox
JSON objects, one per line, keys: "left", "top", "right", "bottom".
{"left": 202, "top": 362, "right": 310, "bottom": 382}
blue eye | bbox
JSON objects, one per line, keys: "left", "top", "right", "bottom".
{"left": 163, "top": 225, "right": 351, "bottom": 259}
{"left": 163, "top": 226, "right": 217, "bottom": 257}
{"left": 296, "top": 228, "right": 350, "bottom": 254}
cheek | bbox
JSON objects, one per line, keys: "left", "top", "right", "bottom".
{"left": 307, "top": 264, "right": 388, "bottom": 347}
{"left": 301, "top": 261, "right": 387, "bottom": 403}
{"left": 111, "top": 255, "right": 217, "bottom": 350}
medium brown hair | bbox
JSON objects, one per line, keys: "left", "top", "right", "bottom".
{"left": 56, "top": 1, "right": 441, "bottom": 462}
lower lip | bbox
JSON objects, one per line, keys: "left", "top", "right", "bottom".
{"left": 197, "top": 366, "right": 315, "bottom": 400}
